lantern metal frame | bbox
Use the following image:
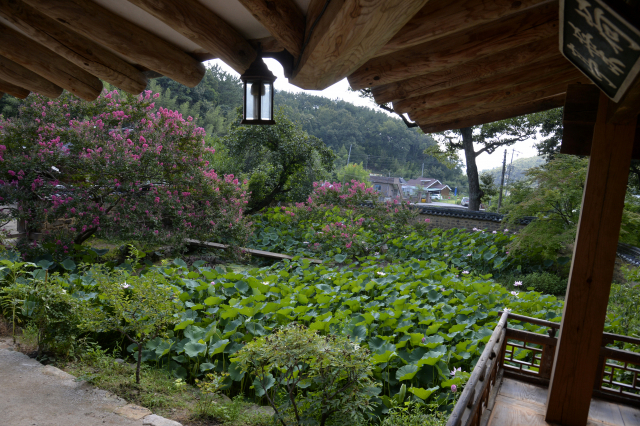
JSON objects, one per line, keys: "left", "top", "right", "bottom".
{"left": 240, "top": 55, "right": 276, "bottom": 125}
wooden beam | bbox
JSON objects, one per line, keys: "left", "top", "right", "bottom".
{"left": 545, "top": 90, "right": 636, "bottom": 426}
{"left": 561, "top": 84, "right": 640, "bottom": 159}
{"left": 372, "top": 37, "right": 560, "bottom": 105}
{"left": 419, "top": 94, "right": 566, "bottom": 133}
{"left": 393, "top": 56, "right": 575, "bottom": 114}
{"left": 0, "top": 0, "right": 147, "bottom": 95}
{"left": 0, "top": 78, "right": 30, "bottom": 99}
{"left": 0, "top": 25, "right": 100, "bottom": 100}
{"left": 0, "top": 55, "right": 63, "bottom": 99}
{"left": 22, "top": 0, "right": 205, "bottom": 88}
{"left": 410, "top": 74, "right": 588, "bottom": 123}
{"left": 348, "top": 2, "right": 559, "bottom": 90}
{"left": 185, "top": 239, "right": 322, "bottom": 264}
{"left": 608, "top": 74, "right": 640, "bottom": 125}
{"left": 375, "top": 0, "right": 552, "bottom": 58}
{"left": 125, "top": 0, "right": 255, "bottom": 75}
{"left": 290, "top": 0, "right": 429, "bottom": 90}
{"left": 237, "top": 0, "right": 304, "bottom": 58}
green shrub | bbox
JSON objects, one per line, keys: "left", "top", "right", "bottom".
{"left": 522, "top": 272, "right": 567, "bottom": 296}
{"left": 607, "top": 282, "right": 640, "bottom": 339}
{"left": 233, "top": 323, "right": 379, "bottom": 426}
{"left": 377, "top": 401, "right": 447, "bottom": 426}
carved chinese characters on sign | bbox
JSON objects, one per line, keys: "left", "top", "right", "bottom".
{"left": 560, "top": 0, "right": 640, "bottom": 101}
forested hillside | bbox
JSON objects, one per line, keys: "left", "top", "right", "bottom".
{"left": 482, "top": 155, "right": 545, "bottom": 184}
{"left": 0, "top": 64, "right": 467, "bottom": 189}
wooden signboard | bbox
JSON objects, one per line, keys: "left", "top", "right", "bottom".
{"left": 560, "top": 0, "right": 640, "bottom": 102}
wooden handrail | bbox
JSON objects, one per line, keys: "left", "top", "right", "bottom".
{"left": 446, "top": 311, "right": 509, "bottom": 426}
{"left": 499, "top": 311, "right": 560, "bottom": 329}
{"left": 602, "top": 332, "right": 640, "bottom": 346}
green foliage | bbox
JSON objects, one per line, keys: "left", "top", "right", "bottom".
{"left": 607, "top": 265, "right": 640, "bottom": 346}
{"left": 479, "top": 172, "right": 497, "bottom": 204}
{"left": 377, "top": 400, "right": 447, "bottom": 426}
{"left": 529, "top": 108, "right": 564, "bottom": 160}
{"left": 505, "top": 155, "right": 588, "bottom": 258}
{"left": 195, "top": 372, "right": 229, "bottom": 418}
{"left": 521, "top": 272, "right": 567, "bottom": 296}
{"left": 220, "top": 109, "right": 335, "bottom": 212}
{"left": 77, "top": 252, "right": 184, "bottom": 383}
{"left": 336, "top": 162, "right": 371, "bottom": 184}
{"left": 234, "top": 323, "right": 378, "bottom": 426}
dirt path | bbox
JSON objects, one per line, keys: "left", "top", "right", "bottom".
{"left": 0, "top": 339, "right": 180, "bottom": 426}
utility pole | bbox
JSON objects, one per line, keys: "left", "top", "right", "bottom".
{"left": 346, "top": 144, "right": 352, "bottom": 166}
{"left": 421, "top": 162, "right": 424, "bottom": 177}
{"left": 505, "top": 149, "right": 516, "bottom": 188}
{"left": 497, "top": 149, "right": 507, "bottom": 212}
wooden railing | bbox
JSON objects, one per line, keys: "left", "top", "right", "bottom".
{"left": 446, "top": 312, "right": 640, "bottom": 426}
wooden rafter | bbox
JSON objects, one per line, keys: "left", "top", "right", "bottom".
{"left": 409, "top": 74, "right": 588, "bottom": 123}
{"left": 237, "top": 0, "right": 304, "bottom": 58}
{"left": 290, "top": 0, "right": 428, "bottom": 90}
{"left": 418, "top": 94, "right": 566, "bottom": 133}
{"left": 0, "top": 23, "right": 101, "bottom": 100}
{"left": 375, "top": 0, "right": 553, "bottom": 58}
{"left": 0, "top": 55, "right": 63, "bottom": 99}
{"left": 0, "top": 0, "right": 147, "bottom": 95}
{"left": 22, "top": 0, "right": 205, "bottom": 88}
{"left": 348, "top": 2, "right": 559, "bottom": 90}
{"left": 0, "top": 78, "right": 30, "bottom": 99}
{"left": 393, "top": 56, "right": 575, "bottom": 114}
{"left": 371, "top": 37, "right": 559, "bottom": 105}
{"left": 125, "top": 0, "right": 256, "bottom": 75}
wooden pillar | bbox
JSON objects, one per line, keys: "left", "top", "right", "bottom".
{"left": 545, "top": 92, "right": 637, "bottom": 425}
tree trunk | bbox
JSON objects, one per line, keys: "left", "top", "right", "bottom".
{"left": 461, "top": 127, "right": 483, "bottom": 211}
{"left": 136, "top": 344, "right": 142, "bottom": 384}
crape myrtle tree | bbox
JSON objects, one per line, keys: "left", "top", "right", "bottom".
{"left": 0, "top": 90, "right": 251, "bottom": 259}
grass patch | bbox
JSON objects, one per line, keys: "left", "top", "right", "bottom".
{"left": 59, "top": 344, "right": 271, "bottom": 426}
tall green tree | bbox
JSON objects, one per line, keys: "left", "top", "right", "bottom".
{"left": 426, "top": 119, "right": 537, "bottom": 211}
{"left": 221, "top": 109, "right": 335, "bottom": 213}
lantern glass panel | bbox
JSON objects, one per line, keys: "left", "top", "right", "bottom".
{"left": 261, "top": 83, "right": 271, "bottom": 120}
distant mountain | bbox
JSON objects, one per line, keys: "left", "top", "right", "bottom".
{"left": 481, "top": 156, "right": 544, "bottom": 184}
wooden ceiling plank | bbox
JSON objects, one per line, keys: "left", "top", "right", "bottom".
{"left": 125, "top": 0, "right": 255, "bottom": 75}
{"left": 237, "top": 0, "right": 304, "bottom": 58}
{"left": 0, "top": 24, "right": 101, "bottom": 100}
{"left": 394, "top": 56, "right": 575, "bottom": 114}
{"left": 0, "top": 78, "right": 30, "bottom": 99}
{"left": 410, "top": 74, "right": 588, "bottom": 123}
{"left": 290, "top": 0, "right": 429, "bottom": 90}
{"left": 0, "top": 55, "right": 63, "bottom": 99}
{"left": 348, "top": 2, "right": 559, "bottom": 90}
{"left": 419, "top": 94, "right": 567, "bottom": 133}
{"left": 371, "top": 36, "right": 559, "bottom": 105}
{"left": 22, "top": 0, "right": 205, "bottom": 88}
{"left": 0, "top": 0, "right": 147, "bottom": 95}
{"left": 376, "top": 0, "right": 553, "bottom": 58}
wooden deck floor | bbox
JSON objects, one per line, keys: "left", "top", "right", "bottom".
{"left": 487, "top": 378, "right": 640, "bottom": 426}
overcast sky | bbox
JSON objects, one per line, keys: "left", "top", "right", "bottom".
{"left": 208, "top": 59, "right": 540, "bottom": 172}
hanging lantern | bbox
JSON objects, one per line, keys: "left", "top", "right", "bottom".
{"left": 240, "top": 57, "right": 276, "bottom": 125}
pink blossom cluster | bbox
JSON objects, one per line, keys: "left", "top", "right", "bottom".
{"left": 0, "top": 90, "right": 251, "bottom": 259}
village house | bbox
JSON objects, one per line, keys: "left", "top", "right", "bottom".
{"left": 369, "top": 175, "right": 406, "bottom": 199}
{"left": 405, "top": 178, "right": 452, "bottom": 199}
